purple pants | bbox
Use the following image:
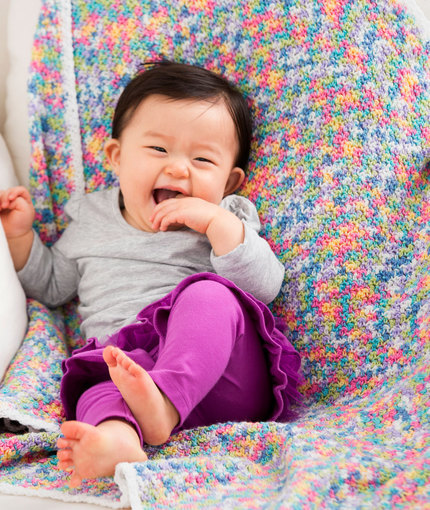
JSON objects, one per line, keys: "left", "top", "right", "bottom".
{"left": 61, "top": 274, "right": 302, "bottom": 445}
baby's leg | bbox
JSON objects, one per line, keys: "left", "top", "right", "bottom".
{"left": 100, "top": 279, "right": 271, "bottom": 446}
{"left": 57, "top": 419, "right": 147, "bottom": 487}
{"left": 149, "top": 279, "right": 273, "bottom": 430}
{"left": 103, "top": 345, "right": 179, "bottom": 445}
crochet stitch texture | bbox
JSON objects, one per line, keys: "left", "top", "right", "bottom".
{"left": 0, "top": 0, "right": 429, "bottom": 507}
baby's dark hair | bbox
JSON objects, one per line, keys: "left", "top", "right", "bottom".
{"left": 112, "top": 60, "right": 252, "bottom": 170}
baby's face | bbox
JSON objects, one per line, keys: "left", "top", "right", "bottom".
{"left": 105, "top": 94, "right": 242, "bottom": 232}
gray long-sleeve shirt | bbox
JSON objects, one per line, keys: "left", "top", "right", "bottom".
{"left": 18, "top": 187, "right": 285, "bottom": 340}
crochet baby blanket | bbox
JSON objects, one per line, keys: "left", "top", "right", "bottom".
{"left": 0, "top": 0, "right": 429, "bottom": 507}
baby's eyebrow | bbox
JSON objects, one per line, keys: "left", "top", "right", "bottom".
{"left": 195, "top": 136, "right": 231, "bottom": 155}
{"left": 193, "top": 142, "right": 222, "bottom": 154}
{"left": 142, "top": 130, "right": 170, "bottom": 140}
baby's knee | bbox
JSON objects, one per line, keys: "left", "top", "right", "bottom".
{"left": 180, "top": 279, "right": 237, "bottom": 307}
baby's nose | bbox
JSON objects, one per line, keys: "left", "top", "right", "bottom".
{"left": 164, "top": 160, "right": 190, "bottom": 178}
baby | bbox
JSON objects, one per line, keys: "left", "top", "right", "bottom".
{"left": 0, "top": 61, "right": 301, "bottom": 486}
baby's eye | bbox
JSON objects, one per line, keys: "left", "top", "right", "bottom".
{"left": 149, "top": 146, "right": 167, "bottom": 153}
{"left": 195, "top": 157, "right": 213, "bottom": 164}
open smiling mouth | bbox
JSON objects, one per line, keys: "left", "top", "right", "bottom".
{"left": 152, "top": 188, "right": 184, "bottom": 204}
{"left": 153, "top": 188, "right": 184, "bottom": 204}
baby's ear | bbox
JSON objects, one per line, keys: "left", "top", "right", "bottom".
{"left": 104, "top": 139, "right": 121, "bottom": 175}
{"left": 223, "top": 167, "right": 245, "bottom": 196}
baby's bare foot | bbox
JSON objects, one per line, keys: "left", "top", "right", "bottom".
{"left": 103, "top": 345, "right": 179, "bottom": 445}
{"left": 57, "top": 420, "right": 147, "bottom": 487}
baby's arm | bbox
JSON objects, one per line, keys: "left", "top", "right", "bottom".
{"left": 0, "top": 186, "right": 35, "bottom": 270}
{"left": 1, "top": 186, "right": 79, "bottom": 307}
{"left": 18, "top": 234, "right": 79, "bottom": 307}
{"left": 210, "top": 223, "right": 285, "bottom": 303}
{"left": 151, "top": 194, "right": 285, "bottom": 303}
{"left": 211, "top": 195, "right": 285, "bottom": 303}
{"left": 150, "top": 196, "right": 244, "bottom": 256}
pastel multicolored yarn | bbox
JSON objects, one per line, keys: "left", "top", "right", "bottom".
{"left": 0, "top": 300, "right": 66, "bottom": 431}
{"left": 0, "top": 430, "right": 124, "bottom": 506}
{"left": 29, "top": 0, "right": 430, "bottom": 405}
{"left": 0, "top": 0, "right": 429, "bottom": 507}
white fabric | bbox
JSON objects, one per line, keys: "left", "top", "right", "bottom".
{"left": 0, "top": 219, "right": 27, "bottom": 380}
{"left": 0, "top": 133, "right": 27, "bottom": 380}
{"left": 3, "top": 0, "right": 41, "bottom": 187}
{"left": 0, "top": 2, "right": 9, "bottom": 131}
{"left": 58, "top": 0, "right": 85, "bottom": 195}
{"left": 0, "top": 134, "right": 18, "bottom": 189}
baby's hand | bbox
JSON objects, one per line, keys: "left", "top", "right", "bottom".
{"left": 150, "top": 196, "right": 244, "bottom": 256}
{"left": 150, "top": 196, "right": 219, "bottom": 235}
{"left": 0, "top": 186, "right": 35, "bottom": 239}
